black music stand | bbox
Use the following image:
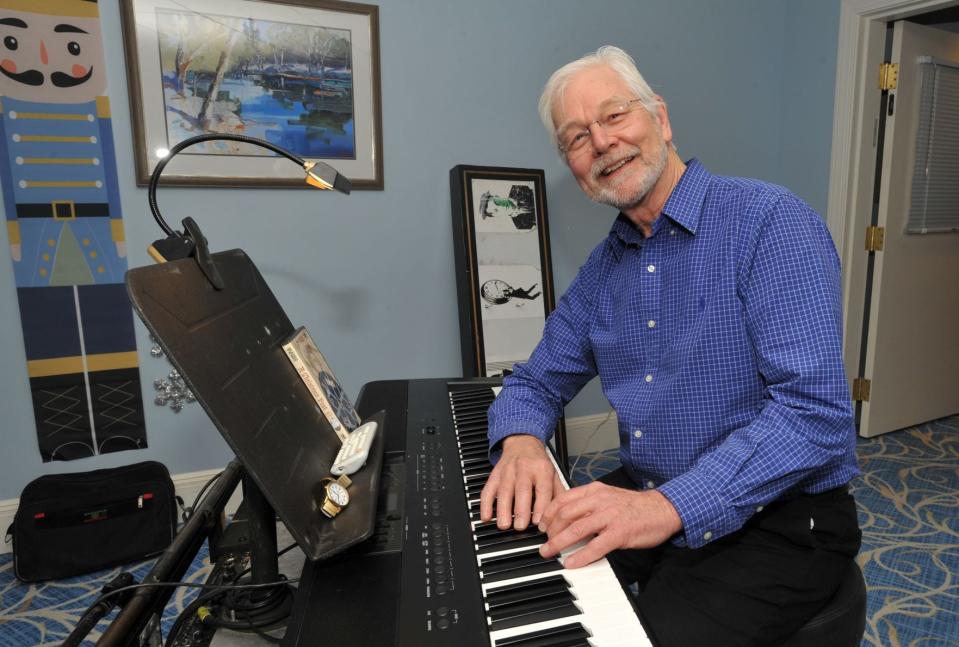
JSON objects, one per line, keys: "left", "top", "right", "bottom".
{"left": 103, "top": 248, "right": 385, "bottom": 644}
{"left": 126, "top": 248, "right": 384, "bottom": 561}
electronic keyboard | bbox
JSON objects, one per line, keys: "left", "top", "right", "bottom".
{"left": 282, "top": 378, "right": 653, "bottom": 647}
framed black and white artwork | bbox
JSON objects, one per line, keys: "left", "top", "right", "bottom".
{"left": 449, "top": 165, "right": 558, "bottom": 378}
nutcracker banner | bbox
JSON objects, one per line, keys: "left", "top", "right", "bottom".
{"left": 0, "top": 0, "right": 147, "bottom": 461}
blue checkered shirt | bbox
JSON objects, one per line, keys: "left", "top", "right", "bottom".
{"left": 487, "top": 159, "right": 859, "bottom": 549}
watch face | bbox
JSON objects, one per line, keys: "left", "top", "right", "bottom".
{"left": 328, "top": 482, "right": 349, "bottom": 507}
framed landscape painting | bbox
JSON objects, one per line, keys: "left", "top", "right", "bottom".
{"left": 120, "top": 0, "right": 382, "bottom": 188}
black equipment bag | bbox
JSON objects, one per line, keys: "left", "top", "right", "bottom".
{"left": 7, "top": 461, "right": 177, "bottom": 582}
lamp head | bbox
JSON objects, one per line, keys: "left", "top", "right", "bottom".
{"left": 304, "top": 161, "right": 352, "bottom": 194}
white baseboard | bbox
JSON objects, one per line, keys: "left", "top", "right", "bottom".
{"left": 0, "top": 498, "right": 17, "bottom": 555}
{"left": 563, "top": 410, "right": 619, "bottom": 456}
{"left": 0, "top": 413, "right": 618, "bottom": 556}
{"left": 0, "top": 468, "right": 243, "bottom": 556}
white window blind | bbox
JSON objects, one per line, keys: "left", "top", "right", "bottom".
{"left": 908, "top": 56, "right": 959, "bottom": 234}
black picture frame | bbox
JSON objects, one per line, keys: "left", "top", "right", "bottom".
{"left": 450, "top": 165, "right": 559, "bottom": 378}
{"left": 450, "top": 165, "right": 569, "bottom": 471}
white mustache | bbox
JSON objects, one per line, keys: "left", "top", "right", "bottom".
{"left": 591, "top": 147, "right": 643, "bottom": 180}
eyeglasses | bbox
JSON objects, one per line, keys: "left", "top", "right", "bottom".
{"left": 557, "top": 98, "right": 644, "bottom": 156}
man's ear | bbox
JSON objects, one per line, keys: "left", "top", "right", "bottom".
{"left": 653, "top": 95, "right": 673, "bottom": 144}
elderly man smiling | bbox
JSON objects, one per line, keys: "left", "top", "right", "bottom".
{"left": 479, "top": 46, "right": 862, "bottom": 646}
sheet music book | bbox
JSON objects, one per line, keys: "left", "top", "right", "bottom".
{"left": 282, "top": 326, "right": 360, "bottom": 442}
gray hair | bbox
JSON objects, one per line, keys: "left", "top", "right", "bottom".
{"left": 538, "top": 46, "right": 664, "bottom": 152}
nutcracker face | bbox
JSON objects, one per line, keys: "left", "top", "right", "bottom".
{"left": 0, "top": 3, "right": 106, "bottom": 103}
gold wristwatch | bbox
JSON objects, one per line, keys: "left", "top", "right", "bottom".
{"left": 318, "top": 474, "right": 352, "bottom": 518}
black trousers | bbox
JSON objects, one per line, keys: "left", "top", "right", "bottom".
{"left": 598, "top": 468, "right": 862, "bottom": 647}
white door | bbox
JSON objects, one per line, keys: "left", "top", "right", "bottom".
{"left": 858, "top": 20, "right": 959, "bottom": 437}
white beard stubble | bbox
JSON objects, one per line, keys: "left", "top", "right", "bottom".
{"left": 586, "top": 132, "right": 668, "bottom": 211}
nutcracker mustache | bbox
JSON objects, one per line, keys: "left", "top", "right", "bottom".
{"left": 52, "top": 67, "right": 93, "bottom": 88}
{"left": 0, "top": 66, "right": 43, "bottom": 86}
{"left": 0, "top": 66, "right": 93, "bottom": 87}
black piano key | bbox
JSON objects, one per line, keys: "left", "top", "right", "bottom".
{"left": 452, "top": 400, "right": 492, "bottom": 412}
{"left": 465, "top": 463, "right": 492, "bottom": 477}
{"left": 489, "top": 588, "right": 573, "bottom": 619}
{"left": 465, "top": 488, "right": 486, "bottom": 502}
{"left": 473, "top": 519, "right": 504, "bottom": 535}
{"left": 450, "top": 389, "right": 494, "bottom": 402}
{"left": 506, "top": 638, "right": 590, "bottom": 647}
{"left": 485, "top": 573, "right": 571, "bottom": 609}
{"left": 482, "top": 559, "right": 562, "bottom": 584}
{"left": 470, "top": 501, "right": 504, "bottom": 522}
{"left": 460, "top": 444, "right": 490, "bottom": 457}
{"left": 480, "top": 548, "right": 562, "bottom": 584}
{"left": 478, "top": 533, "right": 546, "bottom": 556}
{"left": 480, "top": 545, "right": 548, "bottom": 569}
{"left": 475, "top": 525, "right": 542, "bottom": 544}
{"left": 471, "top": 502, "right": 500, "bottom": 521}
{"left": 455, "top": 412, "right": 490, "bottom": 423}
{"left": 456, "top": 426, "right": 489, "bottom": 437}
{"left": 476, "top": 525, "right": 544, "bottom": 545}
{"left": 455, "top": 412, "right": 489, "bottom": 422}
{"left": 489, "top": 596, "right": 581, "bottom": 631}
{"left": 458, "top": 434, "right": 490, "bottom": 445}
{"left": 494, "top": 621, "right": 593, "bottom": 647}
{"left": 455, "top": 412, "right": 489, "bottom": 421}
{"left": 451, "top": 396, "right": 494, "bottom": 407}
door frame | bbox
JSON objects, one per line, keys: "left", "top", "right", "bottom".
{"left": 827, "top": 0, "right": 959, "bottom": 388}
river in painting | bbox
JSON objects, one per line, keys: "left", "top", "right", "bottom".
{"left": 163, "top": 73, "right": 356, "bottom": 159}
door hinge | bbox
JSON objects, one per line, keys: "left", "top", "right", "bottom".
{"left": 865, "top": 226, "right": 885, "bottom": 252}
{"left": 852, "top": 378, "right": 871, "bottom": 402}
{"left": 879, "top": 62, "right": 899, "bottom": 90}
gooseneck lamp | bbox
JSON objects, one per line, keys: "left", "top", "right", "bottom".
{"left": 145, "top": 133, "right": 351, "bottom": 289}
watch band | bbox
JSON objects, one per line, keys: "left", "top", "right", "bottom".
{"left": 321, "top": 497, "right": 342, "bottom": 518}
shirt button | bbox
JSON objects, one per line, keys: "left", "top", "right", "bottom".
{"left": 703, "top": 531, "right": 713, "bottom": 541}
{"left": 647, "top": 264, "right": 656, "bottom": 273}
{"left": 647, "top": 320, "right": 656, "bottom": 328}
{"left": 756, "top": 505, "right": 764, "bottom": 513}
{"left": 633, "top": 430, "right": 643, "bottom": 439}
{"left": 644, "top": 374, "right": 653, "bottom": 383}
{"left": 670, "top": 229, "right": 676, "bottom": 235}
{"left": 646, "top": 480, "right": 655, "bottom": 489}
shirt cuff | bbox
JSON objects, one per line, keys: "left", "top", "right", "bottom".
{"left": 656, "top": 469, "right": 749, "bottom": 549}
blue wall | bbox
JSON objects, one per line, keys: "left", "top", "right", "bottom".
{"left": 0, "top": 0, "right": 840, "bottom": 498}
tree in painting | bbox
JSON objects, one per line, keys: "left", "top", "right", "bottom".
{"left": 155, "top": 10, "right": 355, "bottom": 158}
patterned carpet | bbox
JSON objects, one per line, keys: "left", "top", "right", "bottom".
{"left": 0, "top": 417, "right": 956, "bottom": 646}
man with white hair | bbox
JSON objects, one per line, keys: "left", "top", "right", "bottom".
{"left": 480, "top": 46, "right": 861, "bottom": 646}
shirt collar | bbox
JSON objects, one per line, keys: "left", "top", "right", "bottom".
{"left": 661, "top": 158, "right": 708, "bottom": 235}
{"left": 608, "top": 158, "right": 709, "bottom": 246}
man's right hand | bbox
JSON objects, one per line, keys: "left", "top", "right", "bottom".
{"left": 479, "top": 434, "right": 563, "bottom": 531}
